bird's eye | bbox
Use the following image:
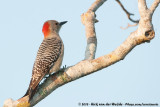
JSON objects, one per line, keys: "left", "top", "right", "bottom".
{"left": 55, "top": 23, "right": 58, "bottom": 25}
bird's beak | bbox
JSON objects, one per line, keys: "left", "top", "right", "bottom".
{"left": 59, "top": 21, "right": 67, "bottom": 26}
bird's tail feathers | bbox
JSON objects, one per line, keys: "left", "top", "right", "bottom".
{"left": 22, "top": 86, "right": 38, "bottom": 101}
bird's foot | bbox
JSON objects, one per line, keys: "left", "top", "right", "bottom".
{"left": 63, "top": 65, "right": 67, "bottom": 70}
{"left": 44, "top": 74, "right": 51, "bottom": 78}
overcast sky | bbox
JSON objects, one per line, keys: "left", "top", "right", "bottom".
{"left": 0, "top": 0, "right": 160, "bottom": 107}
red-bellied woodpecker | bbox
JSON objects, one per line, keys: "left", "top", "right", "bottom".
{"left": 24, "top": 20, "right": 67, "bottom": 101}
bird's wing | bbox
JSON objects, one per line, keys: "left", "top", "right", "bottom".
{"left": 27, "top": 37, "right": 62, "bottom": 98}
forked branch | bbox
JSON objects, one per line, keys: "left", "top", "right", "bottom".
{"left": 115, "top": 0, "right": 139, "bottom": 23}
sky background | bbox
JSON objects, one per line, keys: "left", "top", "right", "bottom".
{"left": 0, "top": 0, "right": 160, "bottom": 107}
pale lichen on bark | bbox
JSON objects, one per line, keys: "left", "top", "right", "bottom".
{"left": 3, "top": 0, "right": 160, "bottom": 107}
{"left": 81, "top": 11, "right": 97, "bottom": 60}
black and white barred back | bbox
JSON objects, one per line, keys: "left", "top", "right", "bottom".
{"left": 26, "top": 37, "right": 62, "bottom": 99}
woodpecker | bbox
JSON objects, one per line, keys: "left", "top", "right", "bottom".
{"left": 24, "top": 20, "right": 67, "bottom": 101}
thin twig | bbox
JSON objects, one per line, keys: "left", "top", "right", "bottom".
{"left": 115, "top": 0, "right": 139, "bottom": 23}
{"left": 120, "top": 23, "right": 138, "bottom": 30}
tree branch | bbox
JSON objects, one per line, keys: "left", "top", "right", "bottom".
{"left": 150, "top": 0, "right": 160, "bottom": 14}
{"left": 138, "top": 0, "right": 148, "bottom": 13}
{"left": 88, "top": 0, "right": 107, "bottom": 12}
{"left": 82, "top": 0, "right": 108, "bottom": 60}
{"left": 120, "top": 23, "right": 138, "bottom": 30}
{"left": 3, "top": 0, "right": 159, "bottom": 107}
{"left": 115, "top": 0, "right": 139, "bottom": 23}
{"left": 138, "top": 0, "right": 149, "bottom": 21}
{"left": 81, "top": 11, "right": 97, "bottom": 60}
